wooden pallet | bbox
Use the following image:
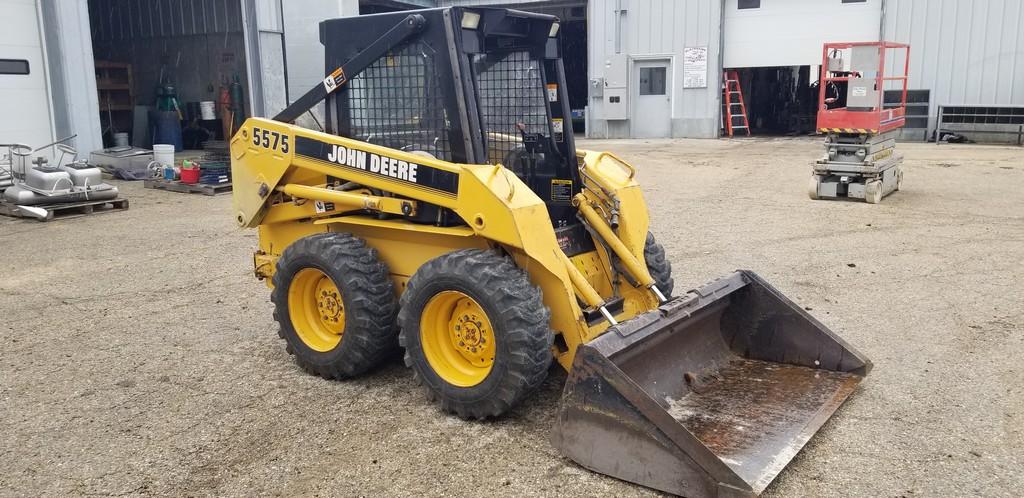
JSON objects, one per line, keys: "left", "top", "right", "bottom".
{"left": 0, "top": 197, "right": 129, "bottom": 222}
{"left": 144, "top": 178, "right": 232, "bottom": 196}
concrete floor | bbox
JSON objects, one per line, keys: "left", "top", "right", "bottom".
{"left": 1, "top": 137, "right": 1021, "bottom": 497}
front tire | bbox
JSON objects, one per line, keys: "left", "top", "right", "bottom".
{"left": 808, "top": 175, "right": 821, "bottom": 200}
{"left": 644, "top": 232, "right": 674, "bottom": 297}
{"left": 399, "top": 249, "right": 553, "bottom": 419}
{"left": 271, "top": 232, "right": 398, "bottom": 379}
{"left": 865, "top": 180, "right": 883, "bottom": 204}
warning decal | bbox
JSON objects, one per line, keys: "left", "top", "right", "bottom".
{"left": 551, "top": 179, "right": 573, "bottom": 202}
{"left": 552, "top": 118, "right": 564, "bottom": 142}
{"left": 314, "top": 200, "right": 336, "bottom": 214}
{"left": 323, "top": 67, "right": 347, "bottom": 93}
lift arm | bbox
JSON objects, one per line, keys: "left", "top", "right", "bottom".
{"left": 272, "top": 13, "right": 427, "bottom": 123}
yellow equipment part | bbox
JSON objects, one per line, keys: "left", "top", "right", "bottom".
{"left": 287, "top": 268, "right": 345, "bottom": 352}
{"left": 239, "top": 8, "right": 876, "bottom": 496}
{"left": 419, "top": 290, "right": 496, "bottom": 387}
{"left": 231, "top": 117, "right": 657, "bottom": 370}
{"left": 233, "top": 114, "right": 871, "bottom": 497}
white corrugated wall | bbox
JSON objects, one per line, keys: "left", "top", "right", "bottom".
{"left": 588, "top": 0, "right": 722, "bottom": 138}
{"left": 723, "top": 0, "right": 882, "bottom": 69}
{"left": 281, "top": 0, "right": 359, "bottom": 128}
{"left": 882, "top": 0, "right": 1024, "bottom": 134}
{"left": 41, "top": 0, "right": 103, "bottom": 154}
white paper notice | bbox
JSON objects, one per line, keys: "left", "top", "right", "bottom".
{"left": 683, "top": 46, "right": 708, "bottom": 89}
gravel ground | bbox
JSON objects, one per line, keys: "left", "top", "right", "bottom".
{"left": 1, "top": 137, "right": 1021, "bottom": 497}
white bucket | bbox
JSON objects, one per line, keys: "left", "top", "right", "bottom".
{"left": 153, "top": 144, "right": 175, "bottom": 167}
{"left": 113, "top": 132, "right": 129, "bottom": 147}
{"left": 199, "top": 101, "right": 217, "bottom": 120}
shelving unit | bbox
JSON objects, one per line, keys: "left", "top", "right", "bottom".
{"left": 95, "top": 61, "right": 134, "bottom": 145}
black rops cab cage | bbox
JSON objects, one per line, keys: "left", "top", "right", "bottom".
{"left": 319, "top": 7, "right": 579, "bottom": 226}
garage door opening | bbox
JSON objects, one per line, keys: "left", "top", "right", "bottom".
{"left": 87, "top": 0, "right": 253, "bottom": 149}
{"left": 723, "top": 65, "right": 818, "bottom": 136}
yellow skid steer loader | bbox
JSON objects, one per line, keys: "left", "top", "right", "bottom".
{"left": 230, "top": 8, "right": 871, "bottom": 497}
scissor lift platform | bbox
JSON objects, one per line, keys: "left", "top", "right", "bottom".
{"left": 810, "top": 41, "right": 909, "bottom": 204}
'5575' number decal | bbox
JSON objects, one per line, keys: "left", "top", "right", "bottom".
{"left": 252, "top": 127, "right": 290, "bottom": 153}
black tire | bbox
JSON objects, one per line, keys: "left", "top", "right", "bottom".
{"left": 271, "top": 232, "right": 398, "bottom": 379}
{"left": 398, "top": 249, "right": 553, "bottom": 419}
{"left": 644, "top": 232, "right": 674, "bottom": 297}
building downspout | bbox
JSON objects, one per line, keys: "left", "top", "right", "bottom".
{"left": 717, "top": 0, "right": 726, "bottom": 137}
{"left": 879, "top": 0, "right": 887, "bottom": 41}
{"left": 614, "top": 0, "right": 625, "bottom": 55}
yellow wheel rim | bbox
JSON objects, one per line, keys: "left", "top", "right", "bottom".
{"left": 420, "top": 291, "right": 496, "bottom": 387}
{"left": 287, "top": 268, "right": 345, "bottom": 352}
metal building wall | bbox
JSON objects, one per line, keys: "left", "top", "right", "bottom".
{"left": 281, "top": 0, "right": 359, "bottom": 129}
{"left": 723, "top": 0, "right": 881, "bottom": 68}
{"left": 588, "top": 0, "right": 722, "bottom": 138}
{"left": 241, "top": 0, "right": 291, "bottom": 117}
{"left": 41, "top": 0, "right": 103, "bottom": 154}
{"left": 882, "top": 0, "right": 1024, "bottom": 135}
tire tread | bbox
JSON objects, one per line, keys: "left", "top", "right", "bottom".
{"left": 271, "top": 232, "right": 398, "bottom": 380}
{"left": 644, "top": 232, "right": 674, "bottom": 297}
{"left": 398, "top": 249, "right": 553, "bottom": 420}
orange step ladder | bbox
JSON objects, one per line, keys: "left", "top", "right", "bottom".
{"left": 722, "top": 70, "right": 750, "bottom": 137}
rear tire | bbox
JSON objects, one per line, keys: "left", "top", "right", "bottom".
{"left": 399, "top": 249, "right": 553, "bottom": 419}
{"left": 271, "top": 232, "right": 398, "bottom": 379}
{"left": 644, "top": 232, "right": 674, "bottom": 297}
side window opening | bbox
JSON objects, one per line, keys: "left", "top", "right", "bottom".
{"left": 0, "top": 59, "right": 30, "bottom": 75}
{"left": 471, "top": 50, "right": 549, "bottom": 166}
{"left": 343, "top": 42, "right": 452, "bottom": 161}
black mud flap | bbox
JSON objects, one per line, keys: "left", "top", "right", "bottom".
{"left": 551, "top": 270, "right": 871, "bottom": 497}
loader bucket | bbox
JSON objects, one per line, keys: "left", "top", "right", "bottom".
{"left": 551, "top": 270, "right": 871, "bottom": 497}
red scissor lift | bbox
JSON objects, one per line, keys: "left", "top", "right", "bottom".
{"left": 810, "top": 41, "right": 910, "bottom": 203}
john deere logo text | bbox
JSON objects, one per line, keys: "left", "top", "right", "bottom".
{"left": 326, "top": 144, "right": 418, "bottom": 182}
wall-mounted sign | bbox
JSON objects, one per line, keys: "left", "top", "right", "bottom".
{"left": 683, "top": 46, "right": 708, "bottom": 89}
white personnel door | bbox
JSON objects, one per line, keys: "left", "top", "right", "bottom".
{"left": 0, "top": 0, "right": 54, "bottom": 151}
{"left": 631, "top": 59, "right": 672, "bottom": 138}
